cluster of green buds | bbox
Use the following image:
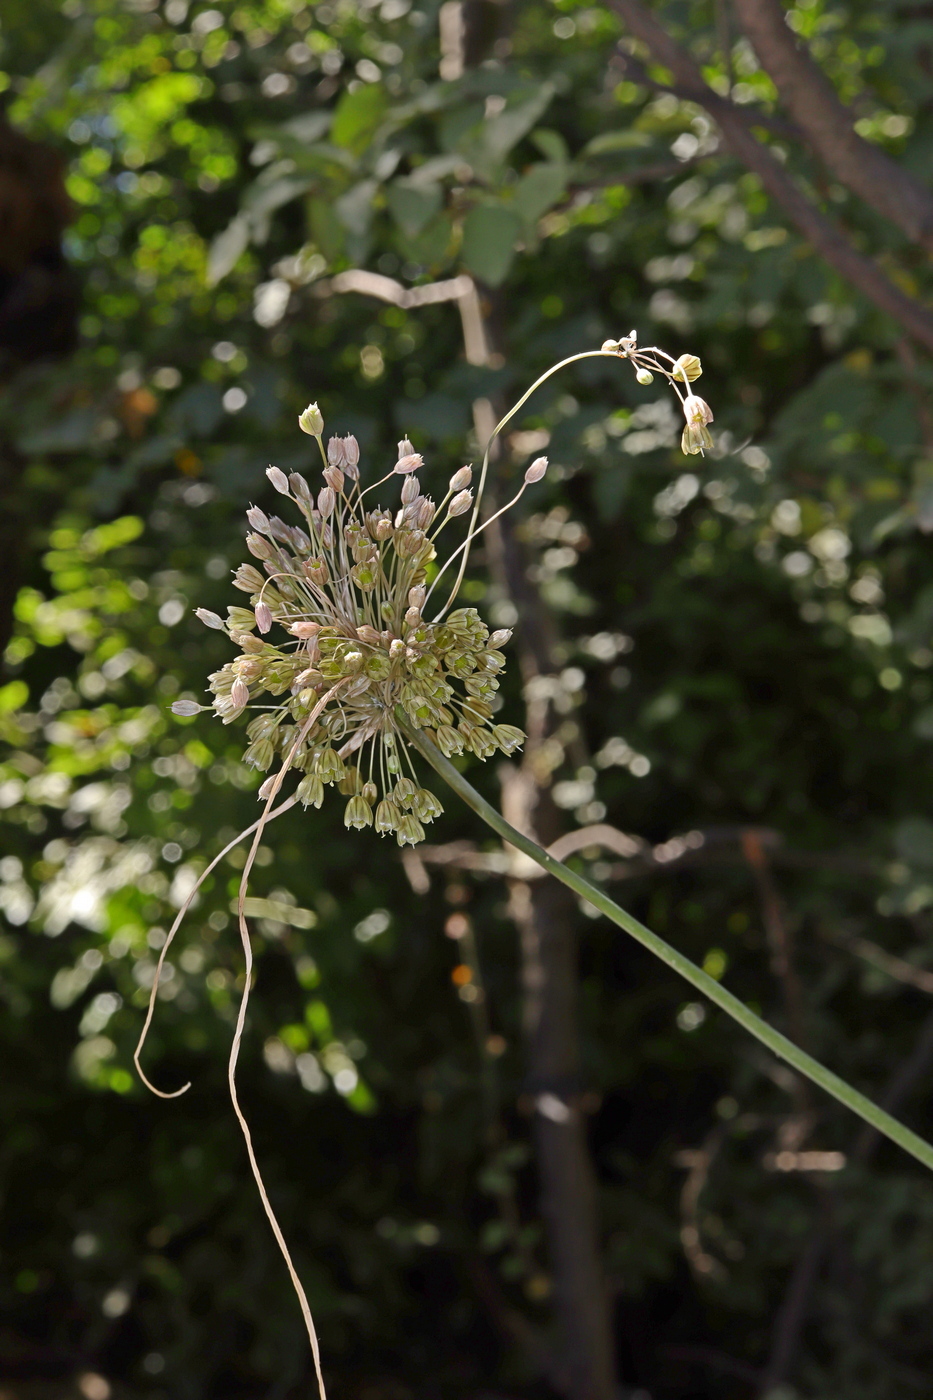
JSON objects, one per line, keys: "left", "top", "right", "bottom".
{"left": 174, "top": 413, "right": 541, "bottom": 845}
{"left": 600, "top": 331, "right": 714, "bottom": 456}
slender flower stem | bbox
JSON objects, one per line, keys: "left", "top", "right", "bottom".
{"left": 399, "top": 714, "right": 933, "bottom": 1175}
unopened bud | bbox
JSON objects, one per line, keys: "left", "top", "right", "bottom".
{"left": 246, "top": 505, "right": 270, "bottom": 532}
{"left": 317, "top": 487, "right": 336, "bottom": 518}
{"left": 356, "top": 624, "right": 381, "bottom": 645}
{"left": 231, "top": 677, "right": 250, "bottom": 708}
{"left": 258, "top": 774, "right": 277, "bottom": 800}
{"left": 395, "top": 452, "right": 423, "bottom": 475}
{"left": 290, "top": 620, "right": 321, "bottom": 638}
{"left": 323, "top": 464, "right": 345, "bottom": 492}
{"left": 299, "top": 401, "right": 324, "bottom": 436}
{"left": 344, "top": 434, "right": 360, "bottom": 469}
{"left": 601, "top": 339, "right": 620, "bottom": 353}
{"left": 397, "top": 437, "right": 414, "bottom": 457}
{"left": 171, "top": 698, "right": 202, "bottom": 716}
{"left": 267, "top": 465, "right": 290, "bottom": 494}
{"left": 408, "top": 584, "right": 426, "bottom": 609}
{"left": 524, "top": 456, "right": 548, "bottom": 484}
{"left": 374, "top": 516, "right": 393, "bottom": 541}
{"left": 416, "top": 498, "right": 435, "bottom": 529}
{"left": 327, "top": 436, "right": 347, "bottom": 467}
{"left": 489, "top": 628, "right": 512, "bottom": 647}
{"left": 673, "top": 353, "right": 702, "bottom": 383}
{"left": 635, "top": 368, "right": 654, "bottom": 385}
{"left": 449, "top": 488, "right": 473, "bottom": 516}
{"left": 195, "top": 608, "right": 225, "bottom": 630}
{"left": 405, "top": 606, "right": 421, "bottom": 628}
{"left": 289, "top": 472, "right": 312, "bottom": 502}
{"left": 449, "top": 465, "right": 472, "bottom": 492}
{"left": 401, "top": 474, "right": 420, "bottom": 504}
{"left": 255, "top": 601, "right": 272, "bottom": 633}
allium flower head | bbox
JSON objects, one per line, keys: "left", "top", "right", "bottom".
{"left": 194, "top": 428, "right": 538, "bottom": 845}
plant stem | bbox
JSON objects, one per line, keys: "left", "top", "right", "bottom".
{"left": 399, "top": 715, "right": 933, "bottom": 1174}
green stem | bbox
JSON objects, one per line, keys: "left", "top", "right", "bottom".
{"left": 399, "top": 714, "right": 933, "bottom": 1175}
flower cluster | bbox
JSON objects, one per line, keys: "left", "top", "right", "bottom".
{"left": 600, "top": 332, "right": 714, "bottom": 456}
{"left": 176, "top": 424, "right": 538, "bottom": 845}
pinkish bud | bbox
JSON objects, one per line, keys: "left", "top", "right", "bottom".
{"left": 267, "top": 465, "right": 290, "bottom": 494}
{"left": 171, "top": 698, "right": 202, "bottom": 716}
{"left": 289, "top": 472, "right": 312, "bottom": 502}
{"left": 401, "top": 474, "right": 420, "bottom": 504}
{"left": 195, "top": 608, "right": 225, "bottom": 630}
{"left": 524, "top": 456, "right": 548, "bottom": 484}
{"left": 323, "top": 464, "right": 344, "bottom": 492}
{"left": 344, "top": 434, "right": 360, "bottom": 469}
{"left": 449, "top": 465, "right": 472, "bottom": 492}
{"left": 416, "top": 498, "right": 435, "bottom": 529}
{"left": 404, "top": 606, "right": 422, "bottom": 628}
{"left": 246, "top": 506, "right": 269, "bottom": 532}
{"left": 231, "top": 678, "right": 250, "bottom": 708}
{"left": 255, "top": 601, "right": 272, "bottom": 633}
{"left": 397, "top": 437, "right": 414, "bottom": 457}
{"left": 489, "top": 628, "right": 512, "bottom": 647}
{"left": 408, "top": 584, "right": 426, "bottom": 609}
{"left": 356, "top": 624, "right": 381, "bottom": 645}
{"left": 449, "top": 488, "right": 473, "bottom": 516}
{"left": 327, "top": 436, "right": 347, "bottom": 467}
{"left": 394, "top": 452, "right": 423, "bottom": 475}
{"left": 317, "top": 487, "right": 336, "bottom": 518}
{"left": 289, "top": 620, "right": 320, "bottom": 639}
{"left": 258, "top": 774, "right": 277, "bottom": 800}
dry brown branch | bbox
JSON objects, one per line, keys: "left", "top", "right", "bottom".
{"left": 606, "top": 0, "right": 933, "bottom": 350}
{"left": 732, "top": 0, "right": 933, "bottom": 252}
{"left": 820, "top": 926, "right": 933, "bottom": 996}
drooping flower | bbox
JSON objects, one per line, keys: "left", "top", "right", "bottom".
{"left": 681, "top": 394, "right": 714, "bottom": 456}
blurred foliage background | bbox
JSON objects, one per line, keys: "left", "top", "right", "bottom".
{"left": 2, "top": 0, "right": 933, "bottom": 1398}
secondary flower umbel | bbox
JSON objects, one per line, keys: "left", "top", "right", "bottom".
{"left": 176, "top": 429, "right": 537, "bottom": 845}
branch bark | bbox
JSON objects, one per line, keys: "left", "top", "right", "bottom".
{"left": 606, "top": 0, "right": 933, "bottom": 351}
{"left": 732, "top": 0, "right": 933, "bottom": 252}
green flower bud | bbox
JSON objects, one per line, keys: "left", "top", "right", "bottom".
{"left": 635, "top": 368, "right": 654, "bottom": 385}
{"left": 299, "top": 401, "right": 324, "bottom": 436}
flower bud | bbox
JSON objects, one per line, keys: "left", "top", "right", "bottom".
{"left": 356, "top": 624, "right": 381, "bottom": 645}
{"left": 416, "top": 498, "right": 435, "bottom": 529}
{"left": 171, "top": 698, "right": 202, "bottom": 716}
{"left": 525, "top": 456, "right": 548, "bottom": 484}
{"left": 327, "top": 436, "right": 347, "bottom": 467}
{"left": 401, "top": 474, "right": 420, "bottom": 504}
{"left": 389, "top": 638, "right": 406, "bottom": 659}
{"left": 246, "top": 505, "right": 270, "bottom": 532}
{"left": 408, "top": 584, "right": 426, "bottom": 609}
{"left": 343, "top": 435, "right": 360, "bottom": 479}
{"left": 374, "top": 516, "right": 393, "bottom": 541}
{"left": 635, "top": 368, "right": 654, "bottom": 385}
{"left": 299, "top": 401, "right": 324, "bottom": 436}
{"left": 404, "top": 606, "right": 421, "bottom": 629}
{"left": 361, "top": 780, "right": 378, "bottom": 805}
{"left": 195, "top": 608, "right": 225, "bottom": 630}
{"left": 601, "top": 339, "right": 620, "bottom": 353}
{"left": 449, "top": 488, "right": 472, "bottom": 516}
{"left": 395, "top": 452, "right": 423, "bottom": 475}
{"left": 255, "top": 601, "right": 272, "bottom": 633}
{"left": 290, "top": 620, "right": 321, "bottom": 638}
{"left": 397, "top": 437, "right": 414, "bottom": 457}
{"left": 673, "top": 353, "right": 702, "bottom": 383}
{"left": 323, "top": 464, "right": 344, "bottom": 492}
{"left": 266, "top": 465, "right": 290, "bottom": 494}
{"left": 289, "top": 472, "right": 312, "bottom": 502}
{"left": 258, "top": 774, "right": 278, "bottom": 800}
{"left": 317, "top": 487, "right": 336, "bottom": 518}
{"left": 489, "top": 628, "right": 512, "bottom": 648}
{"left": 449, "top": 465, "right": 472, "bottom": 492}
{"left": 231, "top": 677, "right": 250, "bottom": 709}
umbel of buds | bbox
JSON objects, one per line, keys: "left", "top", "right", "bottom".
{"left": 600, "top": 331, "right": 714, "bottom": 456}
{"left": 180, "top": 409, "right": 547, "bottom": 847}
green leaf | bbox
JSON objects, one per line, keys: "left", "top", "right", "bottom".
{"left": 206, "top": 214, "right": 249, "bottom": 286}
{"left": 307, "top": 195, "right": 345, "bottom": 261}
{"left": 513, "top": 162, "right": 567, "bottom": 230}
{"left": 461, "top": 203, "right": 521, "bottom": 287}
{"left": 581, "top": 129, "right": 653, "bottom": 156}
{"left": 386, "top": 180, "right": 443, "bottom": 237}
{"left": 530, "top": 128, "right": 569, "bottom": 162}
{"left": 335, "top": 178, "right": 379, "bottom": 237}
{"left": 0, "top": 680, "right": 28, "bottom": 714}
{"left": 331, "top": 83, "right": 389, "bottom": 155}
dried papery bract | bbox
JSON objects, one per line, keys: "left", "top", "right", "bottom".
{"left": 142, "top": 334, "right": 714, "bottom": 1395}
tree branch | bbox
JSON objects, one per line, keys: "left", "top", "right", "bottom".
{"left": 606, "top": 0, "right": 933, "bottom": 351}
{"left": 732, "top": 0, "right": 933, "bottom": 252}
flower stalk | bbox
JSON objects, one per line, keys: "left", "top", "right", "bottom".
{"left": 399, "top": 713, "right": 933, "bottom": 1176}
